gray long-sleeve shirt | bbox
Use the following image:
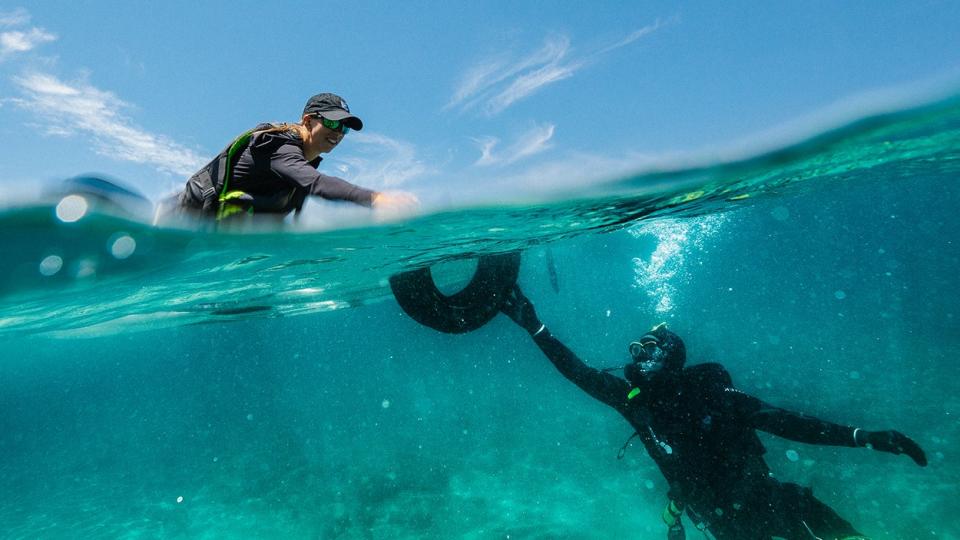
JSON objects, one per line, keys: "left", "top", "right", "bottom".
{"left": 227, "top": 124, "right": 375, "bottom": 213}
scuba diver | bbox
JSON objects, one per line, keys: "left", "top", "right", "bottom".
{"left": 172, "top": 92, "right": 417, "bottom": 221}
{"left": 499, "top": 285, "right": 927, "bottom": 539}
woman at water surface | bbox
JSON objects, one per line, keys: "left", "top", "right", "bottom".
{"left": 175, "top": 92, "right": 418, "bottom": 221}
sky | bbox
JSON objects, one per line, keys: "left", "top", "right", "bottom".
{"left": 1, "top": 1, "right": 959, "bottom": 208}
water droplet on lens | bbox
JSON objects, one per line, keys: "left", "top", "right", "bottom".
{"left": 109, "top": 234, "right": 137, "bottom": 259}
{"left": 75, "top": 259, "right": 97, "bottom": 278}
{"left": 39, "top": 255, "right": 64, "bottom": 276}
{"left": 56, "top": 195, "right": 88, "bottom": 222}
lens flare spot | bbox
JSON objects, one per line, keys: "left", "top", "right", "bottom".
{"left": 109, "top": 234, "right": 137, "bottom": 259}
{"left": 75, "top": 259, "right": 97, "bottom": 278}
{"left": 39, "top": 255, "right": 64, "bottom": 276}
{"left": 55, "top": 195, "right": 88, "bottom": 222}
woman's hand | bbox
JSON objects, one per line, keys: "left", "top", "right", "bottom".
{"left": 372, "top": 191, "right": 420, "bottom": 210}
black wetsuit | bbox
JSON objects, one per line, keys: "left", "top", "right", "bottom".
{"left": 530, "top": 329, "right": 864, "bottom": 539}
{"left": 178, "top": 124, "right": 375, "bottom": 217}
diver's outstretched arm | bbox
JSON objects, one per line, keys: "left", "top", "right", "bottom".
{"left": 500, "top": 285, "right": 632, "bottom": 410}
{"left": 727, "top": 389, "right": 928, "bottom": 466}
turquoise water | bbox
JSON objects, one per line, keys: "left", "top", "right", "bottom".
{"left": 1, "top": 96, "right": 958, "bottom": 538}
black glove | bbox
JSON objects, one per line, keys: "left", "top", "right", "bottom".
{"left": 858, "top": 429, "right": 928, "bottom": 466}
{"left": 499, "top": 284, "right": 543, "bottom": 335}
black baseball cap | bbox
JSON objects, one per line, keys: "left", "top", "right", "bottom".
{"left": 302, "top": 93, "right": 363, "bottom": 131}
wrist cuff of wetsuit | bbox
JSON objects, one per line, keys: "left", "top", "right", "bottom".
{"left": 531, "top": 323, "right": 547, "bottom": 337}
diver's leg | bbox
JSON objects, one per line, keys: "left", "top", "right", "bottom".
{"left": 786, "top": 483, "right": 866, "bottom": 539}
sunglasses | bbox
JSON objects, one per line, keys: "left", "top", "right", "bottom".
{"left": 628, "top": 339, "right": 660, "bottom": 360}
{"left": 317, "top": 115, "right": 350, "bottom": 134}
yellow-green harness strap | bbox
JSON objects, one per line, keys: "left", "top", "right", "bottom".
{"left": 662, "top": 500, "right": 683, "bottom": 527}
{"left": 216, "top": 129, "right": 256, "bottom": 220}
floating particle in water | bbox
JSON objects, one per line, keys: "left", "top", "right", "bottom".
{"left": 213, "top": 456, "right": 219, "bottom": 462}
{"left": 834, "top": 290, "right": 846, "bottom": 300}
{"left": 55, "top": 195, "right": 88, "bottom": 222}
{"left": 786, "top": 449, "right": 800, "bottom": 462}
{"left": 75, "top": 258, "right": 97, "bottom": 279}
{"left": 644, "top": 480, "right": 655, "bottom": 490}
{"left": 606, "top": 309, "right": 611, "bottom": 317}
{"left": 109, "top": 233, "right": 137, "bottom": 259}
{"left": 849, "top": 371, "right": 861, "bottom": 380}
{"left": 936, "top": 452, "right": 944, "bottom": 461}
{"left": 246, "top": 413, "right": 254, "bottom": 421}
{"left": 39, "top": 255, "right": 63, "bottom": 276}
{"left": 176, "top": 496, "right": 183, "bottom": 504}
{"left": 382, "top": 399, "right": 391, "bottom": 409}
{"left": 770, "top": 206, "right": 790, "bottom": 221}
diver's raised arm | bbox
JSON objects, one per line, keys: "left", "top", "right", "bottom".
{"left": 500, "top": 285, "right": 632, "bottom": 409}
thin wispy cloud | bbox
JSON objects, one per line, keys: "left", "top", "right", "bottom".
{"left": 1, "top": 27, "right": 56, "bottom": 55}
{"left": 0, "top": 8, "right": 30, "bottom": 27}
{"left": 0, "top": 8, "right": 56, "bottom": 58}
{"left": 447, "top": 19, "right": 671, "bottom": 116}
{"left": 474, "top": 123, "right": 555, "bottom": 166}
{"left": 12, "top": 72, "right": 205, "bottom": 176}
{"left": 446, "top": 35, "right": 572, "bottom": 113}
{"left": 329, "top": 132, "right": 431, "bottom": 189}
{"left": 447, "top": 35, "right": 574, "bottom": 116}
{"left": 596, "top": 17, "right": 672, "bottom": 55}
{"left": 486, "top": 63, "right": 578, "bottom": 115}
